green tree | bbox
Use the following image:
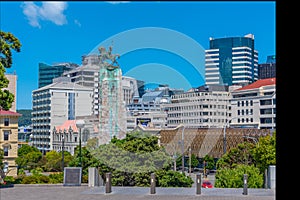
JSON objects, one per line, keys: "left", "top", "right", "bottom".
{"left": 252, "top": 132, "right": 276, "bottom": 173}
{"left": 15, "top": 145, "right": 42, "bottom": 170}
{"left": 68, "top": 146, "right": 99, "bottom": 176}
{"left": 86, "top": 137, "right": 99, "bottom": 151}
{"left": 190, "top": 154, "right": 199, "bottom": 168}
{"left": 216, "top": 142, "right": 256, "bottom": 169}
{"left": 0, "top": 148, "right": 5, "bottom": 183}
{"left": 176, "top": 154, "right": 199, "bottom": 169}
{"left": 0, "top": 31, "right": 21, "bottom": 110}
{"left": 90, "top": 132, "right": 193, "bottom": 187}
{"left": 215, "top": 134, "right": 276, "bottom": 188}
{"left": 0, "top": 149, "right": 3, "bottom": 169}
{"left": 202, "top": 154, "right": 215, "bottom": 170}
{"left": 43, "top": 150, "right": 72, "bottom": 172}
{"left": 215, "top": 164, "right": 263, "bottom": 188}
{"left": 156, "top": 170, "right": 193, "bottom": 187}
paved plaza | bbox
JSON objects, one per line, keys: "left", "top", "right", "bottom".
{"left": 1, "top": 184, "right": 275, "bottom": 200}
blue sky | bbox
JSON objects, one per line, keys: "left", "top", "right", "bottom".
{"left": 0, "top": 1, "right": 276, "bottom": 110}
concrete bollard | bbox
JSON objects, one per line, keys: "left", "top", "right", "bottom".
{"left": 150, "top": 173, "right": 156, "bottom": 194}
{"left": 196, "top": 173, "right": 201, "bottom": 195}
{"left": 105, "top": 172, "right": 112, "bottom": 193}
{"left": 268, "top": 165, "right": 276, "bottom": 189}
{"left": 88, "top": 167, "right": 99, "bottom": 187}
{"left": 243, "top": 174, "right": 248, "bottom": 195}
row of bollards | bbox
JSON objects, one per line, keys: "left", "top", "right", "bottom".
{"left": 103, "top": 171, "right": 249, "bottom": 195}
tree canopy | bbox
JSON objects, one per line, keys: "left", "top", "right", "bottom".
{"left": 15, "top": 145, "right": 43, "bottom": 170}
{"left": 68, "top": 131, "right": 193, "bottom": 187}
{"left": 215, "top": 133, "right": 276, "bottom": 188}
{"left": 0, "top": 31, "right": 21, "bottom": 110}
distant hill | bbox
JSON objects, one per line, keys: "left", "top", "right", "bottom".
{"left": 17, "top": 109, "right": 32, "bottom": 127}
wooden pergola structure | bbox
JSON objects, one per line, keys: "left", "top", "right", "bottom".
{"left": 159, "top": 127, "right": 272, "bottom": 158}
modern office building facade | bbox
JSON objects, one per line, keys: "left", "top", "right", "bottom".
{"left": 258, "top": 55, "right": 276, "bottom": 79}
{"left": 165, "top": 84, "right": 231, "bottom": 128}
{"left": 122, "top": 76, "right": 140, "bottom": 105}
{"left": 230, "top": 78, "right": 276, "bottom": 130}
{"left": 126, "top": 90, "right": 171, "bottom": 132}
{"left": 38, "top": 62, "right": 78, "bottom": 88}
{"left": 31, "top": 80, "right": 93, "bottom": 153}
{"left": 62, "top": 55, "right": 101, "bottom": 116}
{"left": 205, "top": 34, "right": 258, "bottom": 86}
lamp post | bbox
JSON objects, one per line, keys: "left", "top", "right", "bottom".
{"left": 173, "top": 154, "right": 177, "bottom": 171}
{"left": 223, "top": 117, "right": 238, "bottom": 154}
{"left": 223, "top": 113, "right": 252, "bottom": 154}
{"left": 76, "top": 120, "right": 85, "bottom": 168}
{"left": 188, "top": 147, "right": 191, "bottom": 176}
{"left": 61, "top": 133, "right": 65, "bottom": 172}
{"left": 181, "top": 125, "right": 185, "bottom": 174}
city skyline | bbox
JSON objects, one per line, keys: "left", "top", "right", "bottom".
{"left": 0, "top": 1, "right": 276, "bottom": 109}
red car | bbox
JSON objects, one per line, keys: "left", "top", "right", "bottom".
{"left": 201, "top": 180, "right": 213, "bottom": 188}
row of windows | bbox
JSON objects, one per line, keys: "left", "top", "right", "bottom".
{"left": 168, "top": 104, "right": 227, "bottom": 111}
{"left": 168, "top": 111, "right": 226, "bottom": 118}
{"left": 237, "top": 109, "right": 253, "bottom": 115}
{"left": 237, "top": 100, "right": 253, "bottom": 107}
{"left": 172, "top": 92, "right": 227, "bottom": 99}
{"left": 168, "top": 118, "right": 226, "bottom": 124}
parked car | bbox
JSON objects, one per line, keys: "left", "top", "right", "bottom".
{"left": 201, "top": 180, "right": 213, "bottom": 188}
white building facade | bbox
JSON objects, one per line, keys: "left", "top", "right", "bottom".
{"left": 164, "top": 85, "right": 231, "bottom": 128}
{"left": 230, "top": 78, "right": 276, "bottom": 130}
{"left": 31, "top": 81, "right": 93, "bottom": 153}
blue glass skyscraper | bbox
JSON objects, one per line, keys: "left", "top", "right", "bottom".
{"left": 205, "top": 34, "right": 258, "bottom": 86}
{"left": 38, "top": 62, "right": 78, "bottom": 88}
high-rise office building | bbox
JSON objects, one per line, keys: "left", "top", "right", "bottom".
{"left": 31, "top": 80, "right": 93, "bottom": 153}
{"left": 258, "top": 55, "right": 276, "bottom": 79}
{"left": 38, "top": 62, "right": 79, "bottom": 88}
{"left": 205, "top": 34, "right": 258, "bottom": 86}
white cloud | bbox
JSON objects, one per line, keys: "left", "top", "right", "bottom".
{"left": 22, "top": 1, "right": 68, "bottom": 28}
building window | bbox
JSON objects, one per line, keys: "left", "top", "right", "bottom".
{"left": 4, "top": 131, "right": 9, "bottom": 140}
{"left": 4, "top": 118, "right": 9, "bottom": 126}
{"left": 3, "top": 162, "right": 9, "bottom": 173}
{"left": 4, "top": 146, "right": 9, "bottom": 156}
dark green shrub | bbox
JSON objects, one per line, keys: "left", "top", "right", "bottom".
{"left": 21, "top": 175, "right": 50, "bottom": 184}
{"left": 3, "top": 176, "right": 15, "bottom": 184}
{"left": 49, "top": 173, "right": 63, "bottom": 183}
{"left": 215, "top": 164, "right": 263, "bottom": 188}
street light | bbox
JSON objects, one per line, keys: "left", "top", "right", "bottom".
{"left": 223, "top": 117, "right": 238, "bottom": 154}
{"left": 172, "top": 153, "right": 177, "bottom": 171}
{"left": 61, "top": 133, "right": 65, "bottom": 172}
{"left": 188, "top": 147, "right": 191, "bottom": 176}
{"left": 181, "top": 125, "right": 185, "bottom": 174}
{"left": 76, "top": 120, "right": 85, "bottom": 168}
{"left": 223, "top": 113, "right": 252, "bottom": 154}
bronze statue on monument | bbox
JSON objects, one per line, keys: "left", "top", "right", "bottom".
{"left": 98, "top": 46, "right": 120, "bottom": 71}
